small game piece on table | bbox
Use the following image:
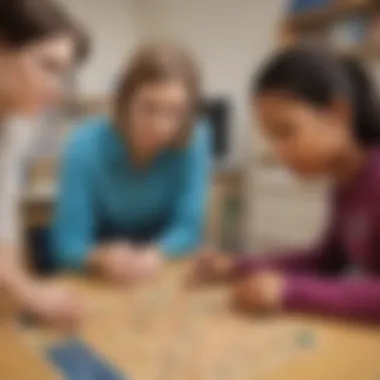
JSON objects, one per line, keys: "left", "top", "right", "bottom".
{"left": 295, "top": 329, "right": 315, "bottom": 349}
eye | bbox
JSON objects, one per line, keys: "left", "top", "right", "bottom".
{"left": 42, "top": 57, "right": 64, "bottom": 75}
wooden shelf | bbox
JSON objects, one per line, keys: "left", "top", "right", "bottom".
{"left": 285, "top": 0, "right": 375, "bottom": 32}
{"left": 64, "top": 94, "right": 110, "bottom": 116}
{"left": 344, "top": 41, "right": 380, "bottom": 58}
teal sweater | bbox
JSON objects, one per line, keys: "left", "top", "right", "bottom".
{"left": 51, "top": 117, "right": 211, "bottom": 270}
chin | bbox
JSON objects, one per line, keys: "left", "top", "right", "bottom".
{"left": 16, "top": 103, "right": 46, "bottom": 118}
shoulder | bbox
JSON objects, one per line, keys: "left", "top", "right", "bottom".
{"left": 62, "top": 117, "right": 110, "bottom": 168}
{"left": 186, "top": 119, "right": 212, "bottom": 153}
{"left": 193, "top": 119, "right": 211, "bottom": 145}
{"left": 0, "top": 117, "right": 35, "bottom": 160}
{"left": 62, "top": 116, "right": 112, "bottom": 168}
{"left": 67, "top": 116, "right": 110, "bottom": 147}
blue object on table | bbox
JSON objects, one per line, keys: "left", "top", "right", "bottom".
{"left": 46, "top": 338, "right": 126, "bottom": 380}
{"left": 289, "top": 0, "right": 332, "bottom": 13}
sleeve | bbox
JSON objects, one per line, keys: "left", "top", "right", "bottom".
{"left": 0, "top": 118, "right": 34, "bottom": 251}
{"left": 157, "top": 123, "right": 212, "bottom": 258}
{"left": 234, "top": 243, "right": 334, "bottom": 277}
{"left": 51, "top": 133, "right": 96, "bottom": 271}
{"left": 283, "top": 276, "right": 380, "bottom": 322}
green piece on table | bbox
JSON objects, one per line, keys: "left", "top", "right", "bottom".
{"left": 295, "top": 330, "right": 315, "bottom": 349}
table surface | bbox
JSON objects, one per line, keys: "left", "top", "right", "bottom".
{"left": 2, "top": 261, "right": 380, "bottom": 380}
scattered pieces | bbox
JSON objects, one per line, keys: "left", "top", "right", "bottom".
{"left": 295, "top": 329, "right": 315, "bottom": 349}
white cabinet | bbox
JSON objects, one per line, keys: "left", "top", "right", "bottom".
{"left": 244, "top": 166, "right": 328, "bottom": 253}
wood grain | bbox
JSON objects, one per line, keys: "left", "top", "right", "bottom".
{"left": 7, "top": 261, "right": 380, "bottom": 380}
{"left": 0, "top": 323, "right": 61, "bottom": 380}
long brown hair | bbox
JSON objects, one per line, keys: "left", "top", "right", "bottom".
{"left": 0, "top": 0, "right": 89, "bottom": 63}
{"left": 114, "top": 42, "right": 202, "bottom": 147}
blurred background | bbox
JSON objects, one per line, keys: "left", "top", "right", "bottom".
{"left": 24, "top": 0, "right": 380, "bottom": 271}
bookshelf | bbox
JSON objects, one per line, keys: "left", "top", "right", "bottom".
{"left": 280, "top": 0, "right": 380, "bottom": 58}
{"left": 245, "top": 1, "right": 377, "bottom": 251}
{"left": 285, "top": 0, "right": 374, "bottom": 31}
{"left": 64, "top": 94, "right": 110, "bottom": 117}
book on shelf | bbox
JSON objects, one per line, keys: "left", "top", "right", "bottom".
{"left": 328, "top": 14, "right": 370, "bottom": 49}
{"left": 289, "top": 0, "right": 333, "bottom": 14}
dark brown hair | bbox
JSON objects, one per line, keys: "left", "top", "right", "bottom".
{"left": 115, "top": 42, "right": 202, "bottom": 147}
{"left": 0, "top": 0, "right": 89, "bottom": 63}
{"left": 255, "top": 46, "right": 380, "bottom": 147}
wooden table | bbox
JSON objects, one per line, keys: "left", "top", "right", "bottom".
{"left": 2, "top": 261, "right": 380, "bottom": 380}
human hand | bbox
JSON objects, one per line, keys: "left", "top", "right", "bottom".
{"left": 89, "top": 242, "right": 163, "bottom": 285}
{"left": 189, "top": 247, "right": 234, "bottom": 285}
{"left": 232, "top": 270, "right": 285, "bottom": 313}
{"left": 17, "top": 279, "right": 83, "bottom": 330}
{"left": 129, "top": 246, "right": 163, "bottom": 282}
{"left": 89, "top": 242, "right": 136, "bottom": 285}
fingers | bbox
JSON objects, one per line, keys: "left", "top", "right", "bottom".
{"left": 231, "top": 278, "right": 259, "bottom": 312}
{"left": 104, "top": 252, "right": 158, "bottom": 286}
{"left": 190, "top": 251, "right": 235, "bottom": 288}
{"left": 232, "top": 280, "right": 249, "bottom": 310}
{"left": 187, "top": 256, "right": 212, "bottom": 286}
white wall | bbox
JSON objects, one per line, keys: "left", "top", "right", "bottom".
{"left": 62, "top": 0, "right": 285, "bottom": 163}
{"left": 63, "top": 0, "right": 142, "bottom": 95}
{"left": 136, "top": 0, "right": 285, "bottom": 164}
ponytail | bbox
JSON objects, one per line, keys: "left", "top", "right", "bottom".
{"left": 341, "top": 57, "right": 380, "bottom": 146}
{"left": 254, "top": 46, "right": 380, "bottom": 147}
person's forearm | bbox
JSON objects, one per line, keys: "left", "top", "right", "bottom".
{"left": 234, "top": 248, "right": 323, "bottom": 277}
{"left": 283, "top": 276, "right": 380, "bottom": 322}
{"left": 0, "top": 255, "right": 34, "bottom": 314}
{"left": 85, "top": 241, "right": 132, "bottom": 275}
{"left": 0, "top": 244, "right": 27, "bottom": 290}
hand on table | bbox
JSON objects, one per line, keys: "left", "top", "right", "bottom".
{"left": 90, "top": 242, "right": 163, "bottom": 285}
{"left": 17, "top": 279, "right": 84, "bottom": 331}
{"left": 232, "top": 270, "right": 285, "bottom": 313}
{"left": 189, "top": 248, "right": 235, "bottom": 285}
{"left": 89, "top": 242, "right": 136, "bottom": 285}
{"left": 132, "top": 246, "right": 163, "bottom": 281}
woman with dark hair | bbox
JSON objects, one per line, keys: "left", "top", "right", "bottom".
{"left": 192, "top": 46, "right": 380, "bottom": 322}
{"left": 52, "top": 43, "right": 211, "bottom": 284}
{"left": 0, "top": 0, "right": 89, "bottom": 327}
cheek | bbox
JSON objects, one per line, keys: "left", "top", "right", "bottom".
{"left": 130, "top": 111, "right": 177, "bottom": 147}
{"left": 5, "top": 58, "right": 57, "bottom": 113}
{"left": 128, "top": 116, "right": 160, "bottom": 150}
{"left": 289, "top": 124, "right": 336, "bottom": 174}
{"left": 0, "top": 59, "right": 29, "bottom": 102}
{"left": 22, "top": 55, "right": 65, "bottom": 106}
{"left": 143, "top": 123, "right": 177, "bottom": 149}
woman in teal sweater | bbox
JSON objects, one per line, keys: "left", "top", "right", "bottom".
{"left": 52, "top": 43, "right": 211, "bottom": 284}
